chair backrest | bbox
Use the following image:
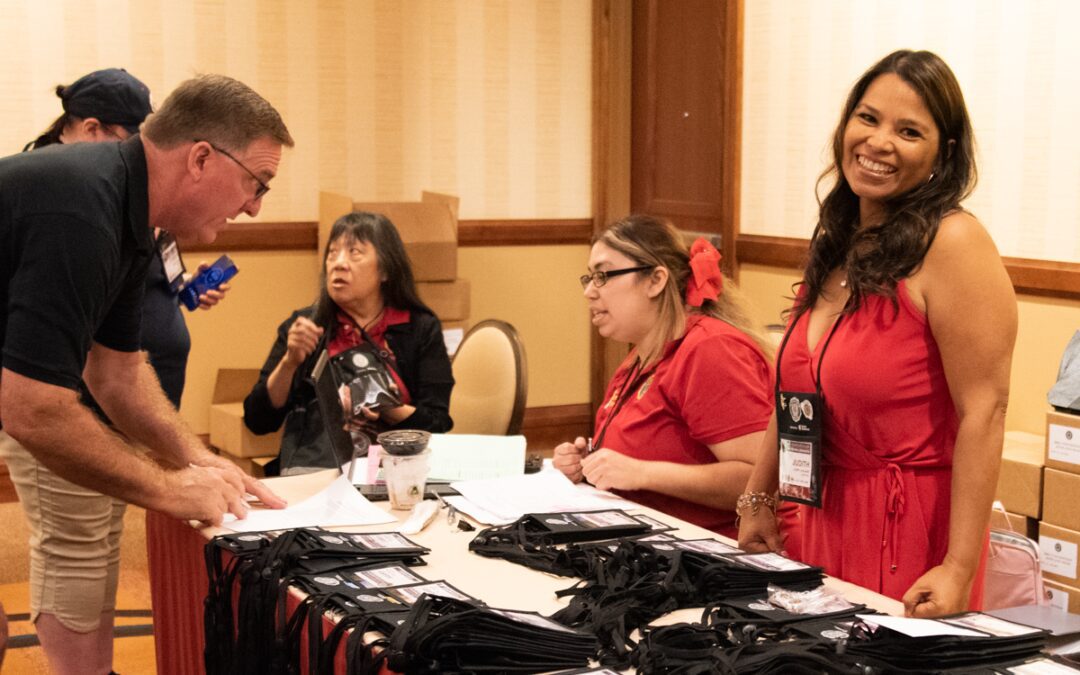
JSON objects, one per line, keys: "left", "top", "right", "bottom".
{"left": 448, "top": 320, "right": 527, "bottom": 435}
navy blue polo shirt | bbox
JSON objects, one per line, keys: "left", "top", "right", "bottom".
{"left": 0, "top": 136, "right": 153, "bottom": 392}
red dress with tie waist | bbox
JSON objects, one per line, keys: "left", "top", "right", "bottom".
{"left": 780, "top": 280, "right": 985, "bottom": 605}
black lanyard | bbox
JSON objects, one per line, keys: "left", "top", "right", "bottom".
{"left": 775, "top": 309, "right": 845, "bottom": 403}
{"left": 594, "top": 356, "right": 654, "bottom": 450}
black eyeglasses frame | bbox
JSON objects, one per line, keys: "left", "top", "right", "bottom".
{"left": 579, "top": 265, "right": 654, "bottom": 289}
{"left": 198, "top": 140, "right": 270, "bottom": 200}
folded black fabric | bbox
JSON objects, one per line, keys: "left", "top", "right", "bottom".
{"left": 843, "top": 612, "right": 1049, "bottom": 674}
{"left": 203, "top": 528, "right": 433, "bottom": 675}
{"left": 383, "top": 595, "right": 597, "bottom": 674}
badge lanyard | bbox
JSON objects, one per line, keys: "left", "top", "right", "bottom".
{"left": 773, "top": 311, "right": 844, "bottom": 507}
{"left": 155, "top": 229, "right": 186, "bottom": 294}
{"left": 591, "top": 356, "right": 648, "bottom": 449}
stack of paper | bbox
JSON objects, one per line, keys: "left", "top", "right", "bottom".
{"left": 448, "top": 470, "right": 638, "bottom": 525}
{"left": 223, "top": 474, "right": 395, "bottom": 532}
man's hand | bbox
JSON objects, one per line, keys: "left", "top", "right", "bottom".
{"left": 194, "top": 453, "right": 288, "bottom": 511}
{"left": 185, "top": 260, "right": 233, "bottom": 310}
{"left": 163, "top": 464, "right": 251, "bottom": 525}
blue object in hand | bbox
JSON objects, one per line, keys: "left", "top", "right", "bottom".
{"left": 179, "top": 254, "right": 238, "bottom": 310}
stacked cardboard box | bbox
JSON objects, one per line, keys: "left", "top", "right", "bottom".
{"left": 1039, "top": 411, "right": 1080, "bottom": 607}
{"left": 320, "top": 191, "right": 471, "bottom": 348}
{"left": 994, "top": 431, "right": 1045, "bottom": 540}
{"left": 208, "top": 369, "right": 282, "bottom": 477}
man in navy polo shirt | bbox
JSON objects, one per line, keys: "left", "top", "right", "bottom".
{"left": 0, "top": 74, "right": 291, "bottom": 673}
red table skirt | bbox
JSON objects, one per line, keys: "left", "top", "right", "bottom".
{"left": 145, "top": 512, "right": 390, "bottom": 674}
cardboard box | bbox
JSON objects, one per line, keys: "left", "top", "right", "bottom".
{"left": 208, "top": 369, "right": 282, "bottom": 459}
{"left": 1046, "top": 410, "right": 1080, "bottom": 475}
{"left": 1044, "top": 468, "right": 1080, "bottom": 532}
{"left": 996, "top": 430, "right": 1046, "bottom": 518}
{"left": 218, "top": 448, "right": 276, "bottom": 478}
{"left": 321, "top": 191, "right": 459, "bottom": 282}
{"left": 1044, "top": 579, "right": 1080, "bottom": 614}
{"left": 417, "top": 279, "right": 471, "bottom": 321}
{"left": 1039, "top": 522, "right": 1080, "bottom": 585}
{"left": 989, "top": 508, "right": 1038, "bottom": 541}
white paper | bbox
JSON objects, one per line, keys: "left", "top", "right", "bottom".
{"left": 1048, "top": 585, "right": 1071, "bottom": 613}
{"left": 223, "top": 474, "right": 395, "bottom": 532}
{"left": 442, "top": 327, "right": 465, "bottom": 356}
{"left": 426, "top": 434, "right": 527, "bottom": 481}
{"left": 943, "top": 612, "right": 1041, "bottom": 637}
{"left": 855, "top": 614, "right": 985, "bottom": 638}
{"left": 1041, "top": 536, "right": 1079, "bottom": 579}
{"left": 1048, "top": 424, "right": 1080, "bottom": 465}
{"left": 450, "top": 470, "right": 639, "bottom": 524}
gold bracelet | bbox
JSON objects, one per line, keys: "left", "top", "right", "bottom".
{"left": 735, "top": 491, "right": 776, "bottom": 519}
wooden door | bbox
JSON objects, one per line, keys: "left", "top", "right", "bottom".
{"left": 592, "top": 0, "right": 742, "bottom": 410}
{"left": 630, "top": 0, "right": 741, "bottom": 276}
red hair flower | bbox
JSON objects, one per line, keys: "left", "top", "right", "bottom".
{"left": 685, "top": 237, "right": 723, "bottom": 307}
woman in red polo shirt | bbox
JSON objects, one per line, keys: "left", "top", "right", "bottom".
{"left": 552, "top": 215, "right": 774, "bottom": 539}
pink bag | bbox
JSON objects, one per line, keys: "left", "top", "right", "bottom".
{"left": 982, "top": 503, "right": 1049, "bottom": 610}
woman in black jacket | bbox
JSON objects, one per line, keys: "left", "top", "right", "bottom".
{"left": 244, "top": 211, "right": 454, "bottom": 474}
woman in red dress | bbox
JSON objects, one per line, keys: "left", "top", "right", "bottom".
{"left": 737, "top": 50, "right": 1017, "bottom": 617}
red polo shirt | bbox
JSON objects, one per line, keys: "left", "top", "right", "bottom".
{"left": 593, "top": 314, "right": 773, "bottom": 537}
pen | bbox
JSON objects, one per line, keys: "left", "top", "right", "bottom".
{"left": 585, "top": 437, "right": 593, "bottom": 456}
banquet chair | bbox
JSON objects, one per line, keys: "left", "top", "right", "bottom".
{"left": 448, "top": 319, "right": 528, "bottom": 435}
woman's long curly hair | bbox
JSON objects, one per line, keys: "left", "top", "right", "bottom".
{"left": 793, "top": 50, "right": 977, "bottom": 319}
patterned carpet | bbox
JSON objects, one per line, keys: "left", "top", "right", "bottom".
{"left": 0, "top": 503, "right": 157, "bottom": 674}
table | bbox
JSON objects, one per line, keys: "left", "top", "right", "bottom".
{"left": 146, "top": 469, "right": 902, "bottom": 674}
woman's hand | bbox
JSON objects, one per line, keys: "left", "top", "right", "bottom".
{"left": 552, "top": 437, "right": 587, "bottom": 483}
{"left": 581, "top": 448, "right": 645, "bottom": 491}
{"left": 737, "top": 507, "right": 784, "bottom": 554}
{"left": 902, "top": 558, "right": 972, "bottom": 617}
{"left": 284, "top": 316, "right": 323, "bottom": 367}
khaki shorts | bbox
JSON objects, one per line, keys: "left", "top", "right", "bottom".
{"left": 0, "top": 431, "right": 126, "bottom": 633}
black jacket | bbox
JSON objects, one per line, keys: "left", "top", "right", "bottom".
{"left": 243, "top": 306, "right": 454, "bottom": 473}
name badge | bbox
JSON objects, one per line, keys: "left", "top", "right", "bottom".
{"left": 156, "top": 230, "right": 186, "bottom": 293}
{"left": 777, "top": 390, "right": 823, "bottom": 507}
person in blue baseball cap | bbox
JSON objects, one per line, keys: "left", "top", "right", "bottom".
{"left": 24, "top": 68, "right": 152, "bottom": 151}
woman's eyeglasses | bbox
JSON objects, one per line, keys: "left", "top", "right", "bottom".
{"left": 579, "top": 265, "right": 653, "bottom": 289}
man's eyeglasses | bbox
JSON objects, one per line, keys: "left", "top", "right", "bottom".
{"left": 200, "top": 140, "right": 270, "bottom": 200}
{"left": 579, "top": 265, "right": 654, "bottom": 289}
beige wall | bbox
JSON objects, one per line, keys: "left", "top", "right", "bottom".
{"left": 459, "top": 246, "right": 592, "bottom": 409}
{"left": 741, "top": 0, "right": 1080, "bottom": 264}
{"left": 180, "top": 251, "right": 321, "bottom": 433}
{"left": 1, "top": 1, "right": 595, "bottom": 434}
{"left": 739, "top": 263, "right": 1080, "bottom": 436}
{"left": 2, "top": 0, "right": 591, "bottom": 220}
